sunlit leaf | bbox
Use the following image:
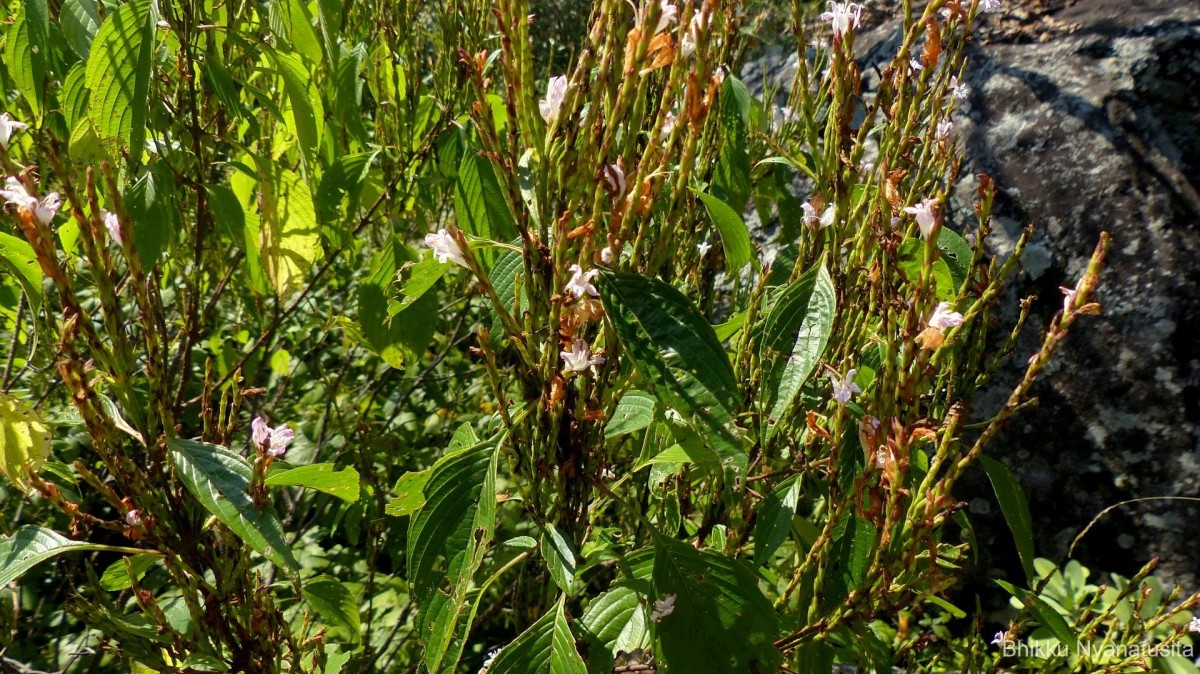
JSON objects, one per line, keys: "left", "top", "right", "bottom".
{"left": 86, "top": 0, "right": 157, "bottom": 164}
{"left": 167, "top": 438, "right": 299, "bottom": 572}
{"left": 266, "top": 463, "right": 360, "bottom": 502}
{"left": 760, "top": 263, "right": 836, "bottom": 424}
{"left": 0, "top": 392, "right": 50, "bottom": 492}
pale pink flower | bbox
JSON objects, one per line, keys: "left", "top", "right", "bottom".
{"left": 251, "top": 416, "right": 294, "bottom": 457}
{"left": 602, "top": 164, "right": 626, "bottom": 196}
{"left": 904, "top": 198, "right": 939, "bottom": 239}
{"left": 1188, "top": 616, "right": 1200, "bottom": 633}
{"left": 651, "top": 0, "right": 678, "bottom": 34}
{"left": 560, "top": 339, "right": 605, "bottom": 375}
{"left": 928, "top": 302, "right": 964, "bottom": 331}
{"left": 981, "top": 0, "right": 1001, "bottom": 11}
{"left": 424, "top": 228, "right": 469, "bottom": 268}
{"left": 0, "top": 113, "right": 28, "bottom": 149}
{"left": 936, "top": 118, "right": 954, "bottom": 140}
{"left": 680, "top": 11, "right": 707, "bottom": 57}
{"left": 125, "top": 509, "right": 142, "bottom": 526}
{"left": 1060, "top": 285, "right": 1077, "bottom": 316}
{"left": 949, "top": 76, "right": 971, "bottom": 101}
{"left": 600, "top": 246, "right": 615, "bottom": 264}
{"left": 660, "top": 112, "right": 677, "bottom": 140}
{"left": 1, "top": 177, "right": 59, "bottom": 225}
{"left": 565, "top": 264, "right": 599, "bottom": 298}
{"left": 827, "top": 368, "right": 862, "bottom": 405}
{"left": 539, "top": 76, "right": 568, "bottom": 123}
{"left": 650, "top": 594, "right": 676, "bottom": 622}
{"left": 103, "top": 210, "right": 123, "bottom": 246}
{"left": 820, "top": 2, "right": 863, "bottom": 39}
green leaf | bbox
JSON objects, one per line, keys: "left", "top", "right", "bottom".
{"left": 897, "top": 238, "right": 956, "bottom": 301}
{"left": 167, "top": 438, "right": 299, "bottom": 572}
{"left": 694, "top": 190, "right": 755, "bottom": 274}
{"left": 753, "top": 475, "right": 801, "bottom": 565}
{"left": 315, "top": 151, "right": 377, "bottom": 227}
{"left": 0, "top": 526, "right": 121, "bottom": 587}
{"left": 579, "top": 585, "right": 649, "bottom": 673}
{"left": 540, "top": 524, "right": 577, "bottom": 594}
{"left": 408, "top": 441, "right": 498, "bottom": 673}
{"left": 825, "top": 516, "right": 877, "bottom": 607}
{"left": 713, "top": 76, "right": 752, "bottom": 213}
{"left": 454, "top": 153, "right": 517, "bottom": 263}
{"left": 760, "top": 264, "right": 836, "bottom": 423}
{"left": 5, "top": 13, "right": 45, "bottom": 116}
{"left": 651, "top": 536, "right": 781, "bottom": 673}
{"left": 85, "top": 0, "right": 157, "bottom": 165}
{"left": 261, "top": 168, "right": 322, "bottom": 296}
{"left": 98, "top": 553, "right": 158, "bottom": 591}
{"left": 981, "top": 455, "right": 1036, "bottom": 582}
{"left": 385, "top": 468, "right": 430, "bottom": 517}
{"left": 359, "top": 237, "right": 435, "bottom": 367}
{"left": 270, "top": 0, "right": 323, "bottom": 65}
{"left": 604, "top": 390, "right": 656, "bottom": 439}
{"left": 267, "top": 49, "right": 324, "bottom": 171}
{"left": 60, "top": 0, "right": 101, "bottom": 60}
{"left": 486, "top": 598, "right": 587, "bottom": 674}
{"left": 599, "top": 272, "right": 746, "bottom": 478}
{"left": 303, "top": 575, "right": 360, "bottom": 641}
{"left": 124, "top": 162, "right": 180, "bottom": 268}
{"left": 0, "top": 232, "right": 42, "bottom": 312}
{"left": 0, "top": 392, "right": 51, "bottom": 492}
{"left": 386, "top": 254, "right": 449, "bottom": 318}
{"left": 60, "top": 64, "right": 90, "bottom": 131}
{"left": 265, "top": 463, "right": 360, "bottom": 502}
{"left": 996, "top": 579, "right": 1079, "bottom": 654}
{"left": 937, "top": 227, "right": 973, "bottom": 290}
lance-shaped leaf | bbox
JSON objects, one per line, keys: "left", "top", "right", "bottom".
{"left": 981, "top": 455, "right": 1036, "bottom": 583}
{"left": 651, "top": 536, "right": 782, "bottom": 673}
{"left": 408, "top": 441, "right": 497, "bottom": 672}
{"left": 580, "top": 585, "right": 649, "bottom": 673}
{"left": 303, "top": 575, "right": 360, "bottom": 640}
{"left": 694, "top": 190, "right": 755, "bottom": 274}
{"left": 85, "top": 0, "right": 157, "bottom": 165}
{"left": 760, "top": 264, "right": 836, "bottom": 423}
{"left": 0, "top": 233, "right": 40, "bottom": 313}
{"left": 265, "top": 463, "right": 360, "bottom": 502}
{"left": 260, "top": 168, "right": 322, "bottom": 296}
{"left": 604, "top": 390, "right": 656, "bottom": 440}
{"left": 167, "top": 438, "right": 298, "bottom": 572}
{"left": 0, "top": 526, "right": 133, "bottom": 587}
{"left": 599, "top": 272, "right": 746, "bottom": 476}
{"left": 454, "top": 154, "right": 517, "bottom": 264}
{"left": 485, "top": 597, "right": 587, "bottom": 674}
{"left": 540, "top": 523, "right": 577, "bottom": 594}
{"left": 753, "top": 475, "right": 802, "bottom": 565}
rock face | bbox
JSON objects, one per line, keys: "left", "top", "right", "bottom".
{"left": 952, "top": 0, "right": 1200, "bottom": 590}
{"left": 745, "top": 0, "right": 1200, "bottom": 589}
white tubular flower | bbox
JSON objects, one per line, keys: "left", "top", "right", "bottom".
{"left": 981, "top": 0, "right": 1002, "bottom": 11}
{"left": 35, "top": 193, "right": 61, "bottom": 225}
{"left": 251, "top": 416, "right": 295, "bottom": 457}
{"left": 819, "top": 205, "right": 836, "bottom": 229}
{"left": 827, "top": 368, "right": 862, "bottom": 405}
{"left": 1, "top": 177, "right": 59, "bottom": 225}
{"left": 424, "top": 228, "right": 469, "bottom": 268}
{"left": 0, "top": 177, "right": 37, "bottom": 213}
{"left": 125, "top": 509, "right": 142, "bottom": 527}
{"left": 928, "top": 302, "right": 964, "bottom": 331}
{"left": 659, "top": 112, "right": 677, "bottom": 140}
{"left": 565, "top": 264, "right": 599, "bottom": 298}
{"left": 680, "top": 11, "right": 706, "bottom": 57}
{"left": 696, "top": 240, "right": 712, "bottom": 259}
{"left": 903, "top": 198, "right": 939, "bottom": 239}
{"left": 539, "top": 76, "right": 569, "bottom": 123}
{"left": 991, "top": 631, "right": 1006, "bottom": 646}
{"left": 1060, "top": 285, "right": 1078, "bottom": 316}
{"left": 602, "top": 163, "right": 626, "bottom": 196}
{"left": 103, "top": 210, "right": 123, "bottom": 246}
{"left": 801, "top": 200, "right": 820, "bottom": 227}
{"left": 949, "top": 76, "right": 971, "bottom": 101}
{"left": 820, "top": 2, "right": 863, "bottom": 39}
{"left": 654, "top": 0, "right": 678, "bottom": 34}
{"left": 560, "top": 339, "right": 605, "bottom": 375}
{"left": 600, "top": 246, "right": 615, "bottom": 264}
{"left": 479, "top": 648, "right": 500, "bottom": 674}
{"left": 0, "top": 113, "right": 28, "bottom": 149}
{"left": 910, "top": 58, "right": 924, "bottom": 73}
{"left": 650, "top": 594, "right": 676, "bottom": 622}
{"left": 1188, "top": 616, "right": 1200, "bottom": 633}
{"left": 936, "top": 118, "right": 954, "bottom": 140}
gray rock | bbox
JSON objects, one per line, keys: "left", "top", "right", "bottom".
{"left": 744, "top": 0, "right": 1200, "bottom": 589}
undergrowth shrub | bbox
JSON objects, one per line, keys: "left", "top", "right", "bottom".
{"left": 0, "top": 0, "right": 1196, "bottom": 672}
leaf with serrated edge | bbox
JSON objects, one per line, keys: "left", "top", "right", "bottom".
{"left": 760, "top": 264, "right": 836, "bottom": 423}
{"left": 167, "top": 438, "right": 298, "bottom": 572}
